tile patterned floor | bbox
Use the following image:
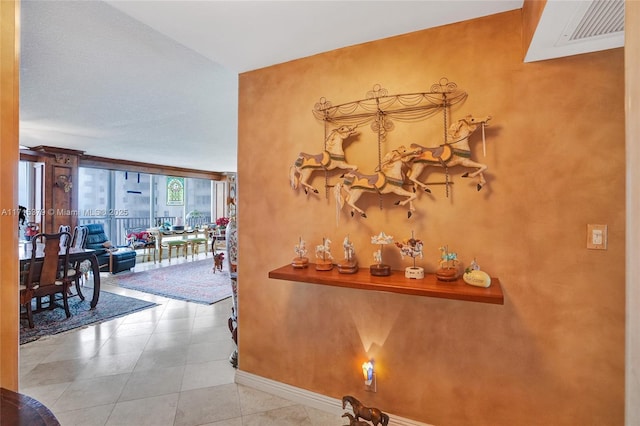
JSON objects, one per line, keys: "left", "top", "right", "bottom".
{"left": 19, "top": 253, "right": 340, "bottom": 425}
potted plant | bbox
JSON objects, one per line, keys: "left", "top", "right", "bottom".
{"left": 216, "top": 217, "right": 229, "bottom": 234}
{"left": 216, "top": 217, "right": 229, "bottom": 228}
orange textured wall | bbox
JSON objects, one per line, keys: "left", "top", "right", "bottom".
{"left": 237, "top": 11, "right": 625, "bottom": 425}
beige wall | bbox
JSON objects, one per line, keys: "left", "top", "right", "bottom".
{"left": 237, "top": 10, "right": 625, "bottom": 425}
{"left": 0, "top": 0, "right": 20, "bottom": 391}
{"left": 626, "top": 1, "right": 640, "bottom": 425}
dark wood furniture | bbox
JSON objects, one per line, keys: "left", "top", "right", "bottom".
{"left": 21, "top": 232, "right": 73, "bottom": 328}
{"left": 269, "top": 263, "right": 504, "bottom": 305}
{"left": 1, "top": 387, "right": 60, "bottom": 426}
{"left": 20, "top": 246, "right": 102, "bottom": 309}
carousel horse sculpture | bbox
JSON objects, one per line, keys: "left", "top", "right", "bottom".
{"left": 439, "top": 246, "right": 459, "bottom": 269}
{"left": 342, "top": 395, "right": 390, "bottom": 426}
{"left": 396, "top": 238, "right": 424, "bottom": 259}
{"left": 406, "top": 114, "right": 492, "bottom": 192}
{"left": 290, "top": 125, "right": 359, "bottom": 194}
{"left": 315, "top": 238, "right": 333, "bottom": 260}
{"left": 334, "top": 146, "right": 420, "bottom": 218}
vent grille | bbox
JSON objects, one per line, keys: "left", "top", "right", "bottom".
{"left": 569, "top": 0, "right": 625, "bottom": 41}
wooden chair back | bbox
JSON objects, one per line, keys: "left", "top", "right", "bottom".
{"left": 27, "top": 231, "right": 71, "bottom": 290}
{"left": 71, "top": 226, "right": 88, "bottom": 249}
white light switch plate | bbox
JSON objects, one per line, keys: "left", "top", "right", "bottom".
{"left": 587, "top": 224, "right": 607, "bottom": 250}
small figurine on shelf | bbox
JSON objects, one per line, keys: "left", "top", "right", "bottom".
{"left": 315, "top": 237, "right": 334, "bottom": 271}
{"left": 436, "top": 245, "right": 460, "bottom": 281}
{"left": 337, "top": 235, "right": 358, "bottom": 274}
{"left": 292, "top": 237, "right": 309, "bottom": 269}
{"left": 395, "top": 231, "right": 424, "bottom": 279}
{"left": 463, "top": 257, "right": 492, "bottom": 288}
{"left": 370, "top": 232, "right": 393, "bottom": 276}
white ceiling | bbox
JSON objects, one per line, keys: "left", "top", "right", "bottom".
{"left": 19, "top": 0, "right": 624, "bottom": 173}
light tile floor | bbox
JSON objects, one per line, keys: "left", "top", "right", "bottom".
{"left": 19, "top": 253, "right": 340, "bottom": 425}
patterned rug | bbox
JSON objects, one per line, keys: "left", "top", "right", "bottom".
{"left": 20, "top": 287, "right": 157, "bottom": 345}
{"left": 104, "top": 259, "right": 232, "bottom": 305}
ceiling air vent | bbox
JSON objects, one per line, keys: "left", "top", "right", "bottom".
{"left": 557, "top": 0, "right": 625, "bottom": 46}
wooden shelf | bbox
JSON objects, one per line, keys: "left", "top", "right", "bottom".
{"left": 269, "top": 264, "right": 504, "bottom": 305}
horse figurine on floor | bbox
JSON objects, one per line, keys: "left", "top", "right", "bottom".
{"left": 342, "top": 395, "right": 390, "bottom": 426}
{"left": 341, "top": 413, "right": 371, "bottom": 426}
{"left": 290, "top": 125, "right": 359, "bottom": 194}
{"left": 334, "top": 146, "right": 420, "bottom": 218}
{"left": 406, "top": 114, "right": 492, "bottom": 192}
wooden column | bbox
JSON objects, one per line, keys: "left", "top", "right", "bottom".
{"left": 28, "top": 146, "right": 82, "bottom": 233}
{"left": 626, "top": 1, "right": 640, "bottom": 424}
{"left": 0, "top": 0, "right": 20, "bottom": 391}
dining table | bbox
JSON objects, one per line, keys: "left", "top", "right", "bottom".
{"left": 19, "top": 244, "right": 102, "bottom": 309}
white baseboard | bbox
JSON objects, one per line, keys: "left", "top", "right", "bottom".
{"left": 234, "top": 369, "right": 432, "bottom": 426}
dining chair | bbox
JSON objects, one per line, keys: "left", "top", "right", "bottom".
{"left": 58, "top": 225, "right": 72, "bottom": 249}
{"left": 68, "top": 225, "right": 89, "bottom": 301}
{"left": 20, "top": 231, "right": 73, "bottom": 328}
{"left": 71, "top": 225, "right": 88, "bottom": 249}
{"left": 158, "top": 231, "right": 188, "bottom": 263}
{"left": 185, "top": 229, "right": 209, "bottom": 259}
{"left": 19, "top": 264, "right": 36, "bottom": 329}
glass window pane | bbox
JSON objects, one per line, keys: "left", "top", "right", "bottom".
{"left": 185, "top": 178, "right": 212, "bottom": 228}
{"left": 78, "top": 168, "right": 214, "bottom": 239}
{"left": 114, "top": 171, "right": 151, "bottom": 236}
{"left": 153, "top": 175, "right": 184, "bottom": 227}
{"left": 78, "top": 168, "right": 109, "bottom": 213}
{"left": 18, "top": 161, "right": 33, "bottom": 240}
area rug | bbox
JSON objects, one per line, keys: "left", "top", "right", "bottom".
{"left": 104, "top": 259, "right": 232, "bottom": 305}
{"left": 20, "top": 287, "right": 157, "bottom": 345}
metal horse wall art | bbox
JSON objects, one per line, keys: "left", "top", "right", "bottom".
{"left": 406, "top": 114, "right": 492, "bottom": 193}
{"left": 290, "top": 80, "right": 495, "bottom": 220}
{"left": 334, "top": 146, "right": 420, "bottom": 218}
{"left": 289, "top": 125, "right": 359, "bottom": 194}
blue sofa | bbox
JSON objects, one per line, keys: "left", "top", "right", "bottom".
{"left": 84, "top": 223, "right": 136, "bottom": 274}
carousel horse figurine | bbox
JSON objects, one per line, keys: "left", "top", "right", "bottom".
{"left": 334, "top": 145, "right": 420, "bottom": 219}
{"left": 406, "top": 114, "right": 492, "bottom": 192}
{"left": 315, "top": 238, "right": 333, "bottom": 260}
{"left": 290, "top": 125, "right": 359, "bottom": 194}
{"left": 396, "top": 238, "right": 424, "bottom": 259}
{"left": 439, "top": 246, "right": 458, "bottom": 269}
{"left": 342, "top": 395, "right": 390, "bottom": 426}
{"left": 341, "top": 413, "right": 371, "bottom": 426}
